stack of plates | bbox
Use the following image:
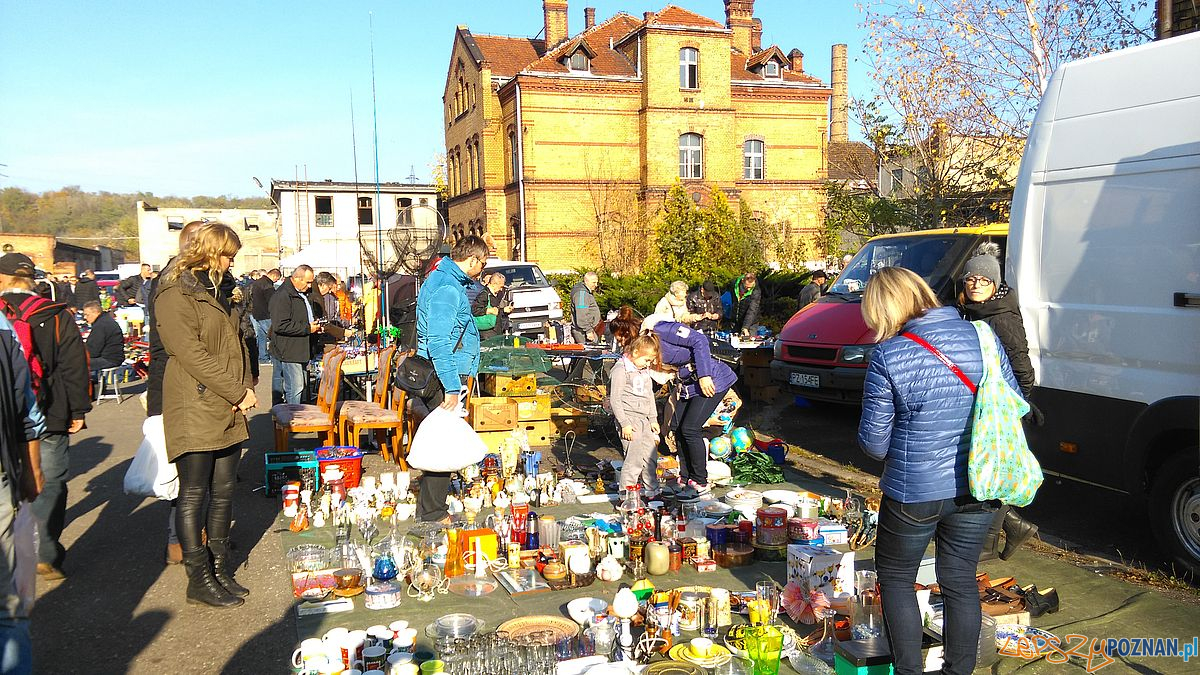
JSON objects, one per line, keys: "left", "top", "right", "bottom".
{"left": 425, "top": 613, "right": 484, "bottom": 640}
{"left": 725, "top": 488, "right": 763, "bottom": 518}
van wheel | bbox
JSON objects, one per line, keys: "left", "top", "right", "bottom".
{"left": 1149, "top": 449, "right": 1200, "bottom": 578}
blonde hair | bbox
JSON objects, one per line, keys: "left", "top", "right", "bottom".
{"left": 625, "top": 332, "right": 663, "bottom": 371}
{"left": 861, "top": 267, "right": 940, "bottom": 342}
{"left": 169, "top": 222, "right": 241, "bottom": 287}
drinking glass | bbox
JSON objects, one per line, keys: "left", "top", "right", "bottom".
{"left": 745, "top": 625, "right": 784, "bottom": 675}
{"left": 755, "top": 581, "right": 781, "bottom": 626}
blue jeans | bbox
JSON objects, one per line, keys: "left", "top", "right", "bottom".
{"left": 0, "top": 620, "right": 30, "bottom": 675}
{"left": 251, "top": 317, "right": 270, "bottom": 362}
{"left": 875, "top": 495, "right": 997, "bottom": 675}
{"left": 272, "top": 358, "right": 306, "bottom": 404}
{"left": 30, "top": 433, "right": 68, "bottom": 566}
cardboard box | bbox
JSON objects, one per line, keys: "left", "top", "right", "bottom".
{"left": 818, "top": 519, "right": 849, "bottom": 546}
{"left": 787, "top": 544, "right": 855, "bottom": 601}
{"left": 550, "top": 413, "right": 588, "bottom": 437}
{"left": 481, "top": 373, "right": 537, "bottom": 397}
{"left": 468, "top": 396, "right": 519, "bottom": 431}
{"left": 477, "top": 430, "right": 520, "bottom": 455}
{"left": 519, "top": 420, "right": 552, "bottom": 447}
{"left": 740, "top": 347, "right": 774, "bottom": 368}
{"left": 512, "top": 393, "right": 551, "bottom": 421}
{"left": 751, "top": 385, "right": 781, "bottom": 403}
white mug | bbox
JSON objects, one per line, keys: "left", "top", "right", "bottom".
{"left": 387, "top": 655, "right": 418, "bottom": 675}
{"left": 323, "top": 627, "right": 350, "bottom": 645}
{"left": 392, "top": 628, "right": 416, "bottom": 653}
{"left": 316, "top": 660, "right": 345, "bottom": 675}
{"left": 293, "top": 638, "right": 326, "bottom": 668}
{"left": 387, "top": 620, "right": 409, "bottom": 633}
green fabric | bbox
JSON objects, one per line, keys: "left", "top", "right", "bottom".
{"left": 474, "top": 297, "right": 497, "bottom": 331}
{"left": 730, "top": 451, "right": 784, "bottom": 484}
{"left": 968, "top": 321, "right": 1042, "bottom": 507}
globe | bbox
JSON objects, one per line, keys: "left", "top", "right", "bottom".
{"left": 731, "top": 427, "right": 754, "bottom": 453}
{"left": 708, "top": 436, "right": 733, "bottom": 460}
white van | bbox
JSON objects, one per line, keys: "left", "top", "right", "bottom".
{"left": 478, "top": 260, "right": 564, "bottom": 338}
{"left": 1008, "top": 33, "right": 1200, "bottom": 574}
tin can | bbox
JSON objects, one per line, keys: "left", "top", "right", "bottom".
{"left": 506, "top": 542, "right": 522, "bottom": 568}
{"left": 668, "top": 541, "right": 682, "bottom": 572}
{"left": 628, "top": 533, "right": 647, "bottom": 563}
{"left": 679, "top": 591, "right": 703, "bottom": 631}
{"left": 680, "top": 537, "right": 697, "bottom": 562}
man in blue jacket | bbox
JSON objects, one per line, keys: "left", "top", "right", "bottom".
{"left": 413, "top": 236, "right": 486, "bottom": 523}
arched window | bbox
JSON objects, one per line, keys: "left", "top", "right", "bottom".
{"left": 467, "top": 144, "right": 476, "bottom": 191}
{"left": 508, "top": 128, "right": 518, "bottom": 183}
{"left": 679, "top": 47, "right": 699, "bottom": 89}
{"left": 475, "top": 139, "right": 485, "bottom": 187}
{"left": 743, "top": 139, "right": 764, "bottom": 180}
{"left": 679, "top": 133, "right": 703, "bottom": 179}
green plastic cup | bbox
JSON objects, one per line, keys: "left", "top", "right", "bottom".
{"left": 745, "top": 625, "right": 784, "bottom": 675}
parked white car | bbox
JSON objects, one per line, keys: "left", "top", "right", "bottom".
{"left": 478, "top": 260, "right": 564, "bottom": 338}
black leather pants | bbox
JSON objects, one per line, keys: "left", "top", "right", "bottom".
{"left": 174, "top": 445, "right": 241, "bottom": 551}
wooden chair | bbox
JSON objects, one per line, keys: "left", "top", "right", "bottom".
{"left": 338, "top": 346, "right": 402, "bottom": 461}
{"left": 271, "top": 349, "right": 347, "bottom": 453}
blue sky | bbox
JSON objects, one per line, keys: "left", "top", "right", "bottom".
{"left": 0, "top": 1, "right": 871, "bottom": 198}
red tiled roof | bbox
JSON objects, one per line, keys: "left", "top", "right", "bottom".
{"left": 471, "top": 34, "right": 546, "bottom": 78}
{"left": 746, "top": 46, "right": 787, "bottom": 69}
{"left": 649, "top": 5, "right": 726, "bottom": 29}
{"left": 732, "top": 52, "right": 825, "bottom": 85}
{"left": 524, "top": 13, "right": 641, "bottom": 77}
{"left": 828, "top": 141, "right": 878, "bottom": 182}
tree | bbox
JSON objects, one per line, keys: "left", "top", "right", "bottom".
{"left": 653, "top": 184, "right": 769, "bottom": 280}
{"left": 580, "top": 156, "right": 652, "bottom": 274}
{"left": 858, "top": 0, "right": 1151, "bottom": 227}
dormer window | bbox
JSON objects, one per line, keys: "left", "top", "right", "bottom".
{"left": 763, "top": 60, "right": 780, "bottom": 78}
{"left": 565, "top": 51, "right": 590, "bottom": 72}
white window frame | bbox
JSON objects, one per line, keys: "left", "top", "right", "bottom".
{"left": 566, "top": 51, "right": 590, "bottom": 72}
{"left": 744, "top": 139, "right": 764, "bottom": 180}
{"left": 679, "top": 133, "right": 703, "bottom": 179}
{"left": 679, "top": 48, "right": 699, "bottom": 89}
{"left": 764, "top": 60, "right": 780, "bottom": 78}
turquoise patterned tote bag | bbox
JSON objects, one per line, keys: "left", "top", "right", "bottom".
{"left": 968, "top": 321, "right": 1042, "bottom": 506}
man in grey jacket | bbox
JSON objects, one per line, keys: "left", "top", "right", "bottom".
{"left": 570, "top": 272, "right": 600, "bottom": 344}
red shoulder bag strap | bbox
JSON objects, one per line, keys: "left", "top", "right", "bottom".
{"left": 900, "top": 332, "right": 977, "bottom": 394}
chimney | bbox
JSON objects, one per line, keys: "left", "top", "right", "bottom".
{"left": 751, "top": 18, "right": 763, "bottom": 53}
{"left": 543, "top": 0, "right": 569, "bottom": 48}
{"left": 831, "top": 43, "right": 849, "bottom": 142}
{"left": 643, "top": 11, "right": 654, "bottom": 21}
{"left": 788, "top": 48, "right": 804, "bottom": 73}
{"left": 723, "top": 0, "right": 755, "bottom": 55}
{"left": 584, "top": 6, "right": 596, "bottom": 30}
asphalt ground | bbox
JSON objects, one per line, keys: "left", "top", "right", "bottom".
{"left": 28, "top": 372, "right": 1196, "bottom": 674}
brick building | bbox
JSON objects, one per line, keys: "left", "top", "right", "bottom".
{"left": 443, "top": 1, "right": 842, "bottom": 270}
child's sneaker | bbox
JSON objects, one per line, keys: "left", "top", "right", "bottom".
{"left": 689, "top": 480, "right": 712, "bottom": 498}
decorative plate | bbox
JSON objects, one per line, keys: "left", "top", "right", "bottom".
{"left": 761, "top": 489, "right": 802, "bottom": 505}
{"left": 645, "top": 661, "right": 706, "bottom": 675}
{"left": 331, "top": 584, "right": 364, "bottom": 597}
{"left": 996, "top": 624, "right": 1061, "bottom": 655}
{"left": 447, "top": 577, "right": 498, "bottom": 597}
{"left": 667, "top": 642, "right": 732, "bottom": 668}
{"left": 497, "top": 614, "right": 580, "bottom": 642}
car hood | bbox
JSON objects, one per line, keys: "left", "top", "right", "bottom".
{"left": 778, "top": 298, "right": 875, "bottom": 345}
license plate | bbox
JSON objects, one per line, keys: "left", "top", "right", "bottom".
{"left": 789, "top": 372, "right": 820, "bottom": 388}
{"left": 518, "top": 321, "right": 543, "bottom": 330}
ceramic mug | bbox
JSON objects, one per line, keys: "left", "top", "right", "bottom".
{"left": 293, "top": 638, "right": 326, "bottom": 668}
{"left": 387, "top": 620, "right": 409, "bottom": 633}
{"left": 366, "top": 625, "right": 393, "bottom": 650}
{"left": 393, "top": 628, "right": 417, "bottom": 654}
{"left": 419, "top": 661, "right": 444, "bottom": 674}
{"left": 362, "top": 646, "right": 388, "bottom": 671}
{"left": 389, "top": 664, "right": 418, "bottom": 675}
{"left": 690, "top": 637, "right": 714, "bottom": 658}
{"left": 323, "top": 627, "right": 350, "bottom": 645}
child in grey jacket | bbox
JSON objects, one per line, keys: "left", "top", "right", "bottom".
{"left": 609, "top": 334, "right": 662, "bottom": 497}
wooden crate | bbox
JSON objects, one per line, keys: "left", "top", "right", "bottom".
{"left": 741, "top": 366, "right": 772, "bottom": 389}
{"left": 740, "top": 347, "right": 774, "bottom": 368}
{"left": 476, "top": 430, "right": 515, "bottom": 455}
{"left": 550, "top": 407, "right": 588, "bottom": 437}
{"left": 468, "top": 396, "right": 518, "bottom": 431}
{"left": 511, "top": 393, "right": 551, "bottom": 421}
{"left": 575, "top": 383, "right": 607, "bottom": 403}
{"left": 518, "top": 420, "right": 553, "bottom": 447}
{"left": 751, "top": 384, "right": 782, "bottom": 403}
{"left": 480, "top": 372, "right": 538, "bottom": 397}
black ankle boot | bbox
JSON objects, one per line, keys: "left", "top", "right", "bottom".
{"left": 183, "top": 547, "right": 243, "bottom": 608}
{"left": 1000, "top": 510, "right": 1039, "bottom": 560}
{"left": 209, "top": 538, "right": 249, "bottom": 598}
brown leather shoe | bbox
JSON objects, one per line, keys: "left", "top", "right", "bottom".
{"left": 36, "top": 563, "right": 66, "bottom": 580}
{"left": 165, "top": 542, "right": 183, "bottom": 565}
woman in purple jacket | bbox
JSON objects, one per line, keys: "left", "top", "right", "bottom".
{"left": 621, "top": 313, "right": 737, "bottom": 498}
{"left": 858, "top": 267, "right": 1019, "bottom": 675}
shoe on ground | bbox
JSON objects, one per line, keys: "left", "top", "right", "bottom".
{"left": 36, "top": 563, "right": 66, "bottom": 580}
{"left": 688, "top": 480, "right": 712, "bottom": 498}
{"left": 165, "top": 542, "right": 183, "bottom": 565}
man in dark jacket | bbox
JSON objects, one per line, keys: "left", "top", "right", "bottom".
{"left": 686, "top": 281, "right": 723, "bottom": 332}
{"left": 0, "top": 253, "right": 91, "bottom": 581}
{"left": 72, "top": 271, "right": 101, "bottom": 309}
{"left": 798, "top": 270, "right": 828, "bottom": 308}
{"left": 82, "top": 302, "right": 125, "bottom": 374}
{"left": 249, "top": 268, "right": 279, "bottom": 363}
{"left": 731, "top": 272, "right": 762, "bottom": 334}
{"left": 269, "top": 265, "right": 320, "bottom": 404}
{"left": 471, "top": 271, "right": 513, "bottom": 340}
{"left": 116, "top": 264, "right": 153, "bottom": 306}
{"left": 570, "top": 272, "right": 600, "bottom": 344}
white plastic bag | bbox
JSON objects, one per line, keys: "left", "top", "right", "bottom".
{"left": 123, "top": 415, "right": 179, "bottom": 500}
{"left": 406, "top": 407, "right": 487, "bottom": 473}
{"left": 13, "top": 505, "right": 37, "bottom": 613}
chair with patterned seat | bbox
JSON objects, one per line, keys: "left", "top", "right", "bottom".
{"left": 338, "top": 345, "right": 401, "bottom": 461}
{"left": 272, "top": 348, "right": 347, "bottom": 453}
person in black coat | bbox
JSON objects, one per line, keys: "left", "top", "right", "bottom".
{"left": 81, "top": 302, "right": 125, "bottom": 374}
{"left": 116, "top": 264, "right": 153, "bottom": 306}
{"left": 268, "top": 266, "right": 320, "bottom": 404}
{"left": 248, "top": 269, "right": 278, "bottom": 364}
{"left": 956, "top": 243, "right": 1040, "bottom": 561}
{"left": 798, "top": 270, "right": 828, "bottom": 308}
{"left": 72, "top": 272, "right": 101, "bottom": 308}
{"left": 470, "top": 271, "right": 513, "bottom": 341}
{"left": 686, "top": 282, "right": 723, "bottom": 332}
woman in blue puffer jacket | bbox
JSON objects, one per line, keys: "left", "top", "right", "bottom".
{"left": 858, "top": 267, "right": 1019, "bottom": 675}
